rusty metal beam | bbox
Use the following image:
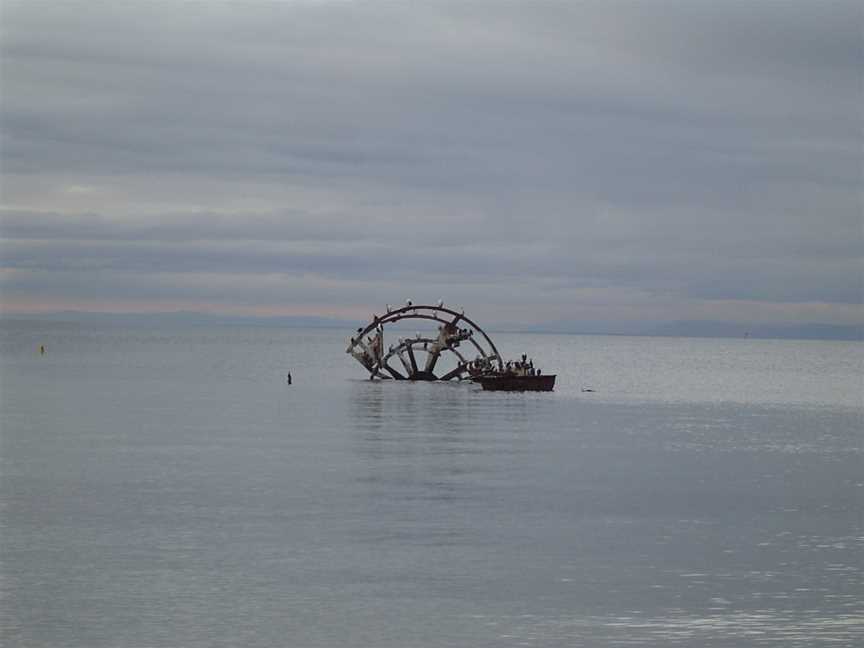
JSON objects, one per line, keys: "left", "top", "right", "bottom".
{"left": 347, "top": 305, "right": 504, "bottom": 379}
{"left": 350, "top": 305, "right": 501, "bottom": 369}
{"left": 405, "top": 344, "right": 418, "bottom": 377}
{"left": 397, "top": 350, "right": 412, "bottom": 375}
{"left": 424, "top": 344, "right": 442, "bottom": 374}
{"left": 438, "top": 364, "right": 467, "bottom": 381}
{"left": 382, "top": 361, "right": 406, "bottom": 380}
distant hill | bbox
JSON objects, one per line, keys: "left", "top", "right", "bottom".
{"left": 514, "top": 319, "right": 863, "bottom": 341}
{"left": 648, "top": 320, "right": 863, "bottom": 341}
{"left": 0, "top": 310, "right": 361, "bottom": 330}
{"left": 2, "top": 311, "right": 861, "bottom": 341}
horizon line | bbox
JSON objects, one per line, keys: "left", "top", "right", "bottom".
{"left": 2, "top": 309, "right": 861, "bottom": 342}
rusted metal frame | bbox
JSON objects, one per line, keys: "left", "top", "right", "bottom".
{"left": 377, "top": 313, "right": 450, "bottom": 328}
{"left": 424, "top": 345, "right": 442, "bottom": 374}
{"left": 380, "top": 337, "right": 469, "bottom": 381}
{"left": 429, "top": 307, "right": 501, "bottom": 371}
{"left": 381, "top": 361, "right": 406, "bottom": 380}
{"left": 438, "top": 364, "right": 468, "bottom": 381}
{"left": 353, "top": 307, "right": 448, "bottom": 341}
{"left": 405, "top": 344, "right": 419, "bottom": 376}
{"left": 468, "top": 337, "right": 501, "bottom": 365}
{"left": 435, "top": 308, "right": 503, "bottom": 371}
{"left": 355, "top": 306, "right": 495, "bottom": 352}
{"left": 349, "top": 305, "right": 503, "bottom": 375}
{"left": 446, "top": 346, "right": 468, "bottom": 366}
{"left": 384, "top": 338, "right": 467, "bottom": 362}
{"left": 349, "top": 314, "right": 447, "bottom": 360}
{"left": 354, "top": 349, "right": 375, "bottom": 373}
{"left": 424, "top": 331, "right": 447, "bottom": 374}
{"left": 377, "top": 313, "right": 499, "bottom": 369}
{"left": 381, "top": 337, "right": 437, "bottom": 366}
{"left": 396, "top": 349, "right": 413, "bottom": 375}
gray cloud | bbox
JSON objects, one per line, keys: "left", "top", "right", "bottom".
{"left": 0, "top": 1, "right": 861, "bottom": 329}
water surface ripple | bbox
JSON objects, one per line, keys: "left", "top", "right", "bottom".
{"left": 1, "top": 324, "right": 861, "bottom": 646}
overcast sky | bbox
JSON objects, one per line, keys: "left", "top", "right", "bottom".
{"left": 1, "top": 1, "right": 861, "bottom": 329}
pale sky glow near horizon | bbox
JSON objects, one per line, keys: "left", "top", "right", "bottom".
{"left": 0, "top": 1, "right": 862, "bottom": 332}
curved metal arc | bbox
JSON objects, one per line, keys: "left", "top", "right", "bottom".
{"left": 351, "top": 305, "right": 502, "bottom": 371}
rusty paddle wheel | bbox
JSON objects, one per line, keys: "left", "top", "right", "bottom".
{"left": 346, "top": 302, "right": 503, "bottom": 381}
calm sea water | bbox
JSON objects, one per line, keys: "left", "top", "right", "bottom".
{"left": 1, "top": 322, "right": 862, "bottom": 647}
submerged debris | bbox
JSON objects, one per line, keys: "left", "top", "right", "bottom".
{"left": 346, "top": 303, "right": 555, "bottom": 390}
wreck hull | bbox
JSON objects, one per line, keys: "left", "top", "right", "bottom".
{"left": 475, "top": 374, "right": 556, "bottom": 392}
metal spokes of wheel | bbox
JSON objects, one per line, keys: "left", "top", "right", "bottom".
{"left": 346, "top": 303, "right": 503, "bottom": 381}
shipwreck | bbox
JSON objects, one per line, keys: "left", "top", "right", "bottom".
{"left": 346, "top": 302, "right": 555, "bottom": 391}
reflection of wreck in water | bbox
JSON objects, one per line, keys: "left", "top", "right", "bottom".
{"left": 346, "top": 302, "right": 555, "bottom": 391}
